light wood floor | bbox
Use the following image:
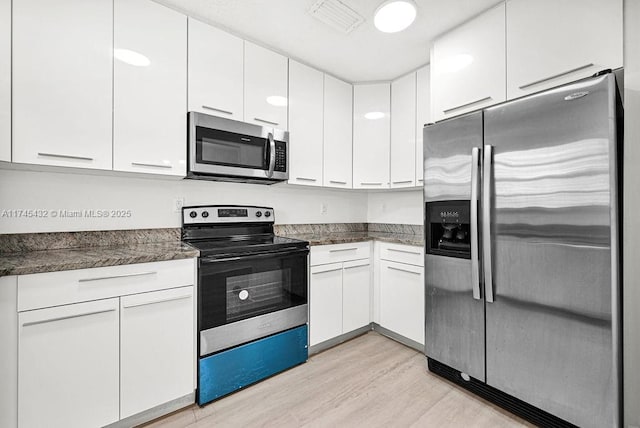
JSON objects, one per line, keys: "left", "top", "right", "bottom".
{"left": 144, "top": 332, "right": 533, "bottom": 428}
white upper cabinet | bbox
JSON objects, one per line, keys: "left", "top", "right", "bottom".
{"left": 353, "top": 83, "right": 391, "bottom": 189}
{"left": 188, "top": 18, "right": 243, "bottom": 119}
{"left": 0, "top": 0, "right": 9, "bottom": 162}
{"left": 415, "top": 65, "right": 430, "bottom": 186}
{"left": 113, "top": 0, "right": 187, "bottom": 176}
{"left": 390, "top": 72, "right": 417, "bottom": 188}
{"left": 12, "top": 0, "right": 113, "bottom": 170}
{"left": 506, "top": 0, "right": 623, "bottom": 99}
{"left": 288, "top": 60, "right": 324, "bottom": 186}
{"left": 431, "top": 3, "right": 506, "bottom": 121}
{"left": 244, "top": 42, "right": 288, "bottom": 130}
{"left": 323, "top": 75, "right": 353, "bottom": 189}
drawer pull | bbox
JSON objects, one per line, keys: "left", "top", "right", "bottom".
{"left": 123, "top": 294, "right": 191, "bottom": 309}
{"left": 392, "top": 180, "right": 413, "bottom": 185}
{"left": 518, "top": 63, "right": 594, "bottom": 90}
{"left": 312, "top": 267, "right": 342, "bottom": 274}
{"left": 360, "top": 182, "right": 383, "bottom": 186}
{"left": 296, "top": 177, "right": 317, "bottom": 182}
{"left": 329, "top": 180, "right": 347, "bottom": 185}
{"left": 254, "top": 117, "right": 279, "bottom": 126}
{"left": 22, "top": 309, "right": 116, "bottom": 327}
{"left": 387, "top": 266, "right": 421, "bottom": 275}
{"left": 443, "top": 96, "right": 492, "bottom": 115}
{"left": 329, "top": 248, "right": 358, "bottom": 253}
{"left": 131, "top": 162, "right": 172, "bottom": 169}
{"left": 344, "top": 263, "right": 369, "bottom": 270}
{"left": 37, "top": 152, "right": 93, "bottom": 161}
{"left": 388, "top": 248, "right": 421, "bottom": 255}
{"left": 78, "top": 271, "right": 157, "bottom": 283}
{"left": 202, "top": 105, "right": 233, "bottom": 115}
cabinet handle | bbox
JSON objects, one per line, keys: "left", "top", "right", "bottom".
{"left": 387, "top": 266, "right": 421, "bottom": 275}
{"left": 417, "top": 179, "right": 424, "bottom": 182}
{"left": 360, "top": 182, "right": 383, "bottom": 186}
{"left": 123, "top": 294, "right": 192, "bottom": 309}
{"left": 131, "top": 162, "right": 172, "bottom": 169}
{"left": 22, "top": 309, "right": 116, "bottom": 327}
{"left": 37, "top": 152, "right": 93, "bottom": 161}
{"left": 388, "top": 248, "right": 421, "bottom": 255}
{"left": 329, "top": 248, "right": 358, "bottom": 252}
{"left": 202, "top": 105, "right": 233, "bottom": 115}
{"left": 296, "top": 177, "right": 317, "bottom": 182}
{"left": 392, "top": 180, "right": 413, "bottom": 185}
{"left": 78, "top": 271, "right": 157, "bottom": 283}
{"left": 443, "top": 96, "right": 492, "bottom": 115}
{"left": 254, "top": 117, "right": 279, "bottom": 126}
{"left": 344, "top": 263, "right": 369, "bottom": 270}
{"left": 312, "top": 267, "right": 342, "bottom": 274}
{"left": 329, "top": 180, "right": 347, "bottom": 185}
{"left": 518, "top": 63, "right": 594, "bottom": 90}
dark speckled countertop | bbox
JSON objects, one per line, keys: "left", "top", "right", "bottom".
{"left": 0, "top": 229, "right": 199, "bottom": 277}
{"left": 274, "top": 223, "right": 424, "bottom": 247}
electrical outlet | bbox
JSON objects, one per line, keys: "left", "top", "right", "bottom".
{"left": 320, "top": 203, "right": 328, "bottom": 214}
{"left": 174, "top": 197, "right": 185, "bottom": 213}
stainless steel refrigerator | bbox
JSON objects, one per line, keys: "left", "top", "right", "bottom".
{"left": 424, "top": 72, "right": 622, "bottom": 428}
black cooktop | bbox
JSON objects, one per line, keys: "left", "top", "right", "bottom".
{"left": 188, "top": 235, "right": 308, "bottom": 258}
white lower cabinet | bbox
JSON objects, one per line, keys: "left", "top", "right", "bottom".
{"left": 309, "top": 263, "right": 343, "bottom": 346}
{"left": 18, "top": 298, "right": 120, "bottom": 428}
{"left": 13, "top": 259, "right": 196, "bottom": 428}
{"left": 342, "top": 259, "right": 371, "bottom": 333}
{"left": 120, "top": 286, "right": 194, "bottom": 418}
{"left": 377, "top": 243, "right": 424, "bottom": 346}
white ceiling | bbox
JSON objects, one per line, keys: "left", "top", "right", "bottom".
{"left": 154, "top": 0, "right": 499, "bottom": 83}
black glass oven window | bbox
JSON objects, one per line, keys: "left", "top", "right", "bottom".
{"left": 198, "top": 250, "right": 307, "bottom": 331}
{"left": 196, "top": 127, "right": 267, "bottom": 170}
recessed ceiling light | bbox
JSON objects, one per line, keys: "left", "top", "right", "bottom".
{"left": 374, "top": 0, "right": 417, "bottom": 33}
{"left": 114, "top": 48, "right": 150, "bottom": 67}
{"left": 364, "top": 111, "right": 385, "bottom": 120}
{"left": 266, "top": 96, "right": 288, "bottom": 107}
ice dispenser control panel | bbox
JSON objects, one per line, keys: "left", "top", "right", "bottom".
{"left": 425, "top": 201, "right": 471, "bottom": 259}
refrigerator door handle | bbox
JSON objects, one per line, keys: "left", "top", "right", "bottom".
{"left": 470, "top": 147, "right": 481, "bottom": 300}
{"left": 483, "top": 145, "right": 494, "bottom": 303}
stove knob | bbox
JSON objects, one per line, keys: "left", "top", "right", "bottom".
{"left": 201, "top": 211, "right": 209, "bottom": 218}
{"left": 189, "top": 211, "right": 197, "bottom": 218}
{"left": 264, "top": 211, "right": 271, "bottom": 218}
{"left": 255, "top": 211, "right": 262, "bottom": 218}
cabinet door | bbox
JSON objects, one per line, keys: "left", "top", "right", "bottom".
{"left": 120, "top": 286, "right": 195, "bottom": 418}
{"left": 390, "top": 72, "right": 416, "bottom": 188}
{"left": 379, "top": 260, "right": 424, "bottom": 345}
{"left": 18, "top": 298, "right": 119, "bottom": 428}
{"left": 310, "top": 263, "right": 343, "bottom": 346}
{"left": 323, "top": 75, "right": 353, "bottom": 188}
{"left": 506, "top": 0, "right": 623, "bottom": 99}
{"left": 244, "top": 41, "right": 288, "bottom": 130}
{"left": 188, "top": 18, "right": 243, "bottom": 119}
{"left": 113, "top": 0, "right": 187, "bottom": 176}
{"left": 288, "top": 60, "right": 324, "bottom": 186}
{"left": 415, "top": 65, "right": 430, "bottom": 186}
{"left": 431, "top": 3, "right": 505, "bottom": 121}
{"left": 12, "top": 0, "right": 112, "bottom": 170}
{"left": 353, "top": 83, "right": 391, "bottom": 189}
{"left": 342, "top": 260, "right": 371, "bottom": 333}
{"left": 0, "top": 0, "right": 9, "bottom": 162}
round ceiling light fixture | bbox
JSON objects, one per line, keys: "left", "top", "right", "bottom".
{"left": 374, "top": 0, "right": 417, "bottom": 33}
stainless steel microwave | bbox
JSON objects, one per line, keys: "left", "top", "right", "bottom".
{"left": 187, "top": 112, "right": 289, "bottom": 184}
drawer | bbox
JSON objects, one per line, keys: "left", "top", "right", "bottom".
{"left": 18, "top": 258, "right": 196, "bottom": 312}
{"left": 310, "top": 241, "right": 371, "bottom": 266}
{"left": 379, "top": 242, "right": 424, "bottom": 267}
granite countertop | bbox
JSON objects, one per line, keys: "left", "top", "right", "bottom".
{"left": 278, "top": 231, "right": 424, "bottom": 247}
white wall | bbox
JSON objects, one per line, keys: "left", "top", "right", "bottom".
{"left": 0, "top": 168, "right": 368, "bottom": 233}
{"left": 367, "top": 189, "right": 423, "bottom": 225}
{"left": 624, "top": 0, "right": 640, "bottom": 426}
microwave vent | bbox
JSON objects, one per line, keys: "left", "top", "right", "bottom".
{"left": 308, "top": 0, "right": 364, "bottom": 34}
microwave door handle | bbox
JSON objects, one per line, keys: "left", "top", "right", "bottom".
{"left": 267, "top": 132, "right": 275, "bottom": 178}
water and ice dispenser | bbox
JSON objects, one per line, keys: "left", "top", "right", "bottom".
{"left": 425, "top": 201, "right": 471, "bottom": 259}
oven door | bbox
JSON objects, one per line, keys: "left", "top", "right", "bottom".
{"left": 198, "top": 247, "right": 308, "bottom": 356}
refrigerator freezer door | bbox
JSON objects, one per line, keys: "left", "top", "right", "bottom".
{"left": 424, "top": 111, "right": 485, "bottom": 381}
{"left": 484, "top": 74, "right": 619, "bottom": 428}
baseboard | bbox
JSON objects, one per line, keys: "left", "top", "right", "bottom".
{"left": 309, "top": 324, "right": 372, "bottom": 355}
{"left": 104, "top": 392, "right": 195, "bottom": 428}
{"left": 371, "top": 323, "right": 425, "bottom": 352}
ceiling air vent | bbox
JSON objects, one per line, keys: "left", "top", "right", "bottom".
{"left": 309, "top": 0, "right": 364, "bottom": 34}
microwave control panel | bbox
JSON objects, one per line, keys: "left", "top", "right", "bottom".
{"left": 275, "top": 141, "right": 287, "bottom": 172}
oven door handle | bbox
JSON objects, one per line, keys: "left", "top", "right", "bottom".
{"left": 200, "top": 248, "right": 309, "bottom": 264}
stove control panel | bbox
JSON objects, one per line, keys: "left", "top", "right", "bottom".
{"left": 183, "top": 205, "right": 274, "bottom": 224}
